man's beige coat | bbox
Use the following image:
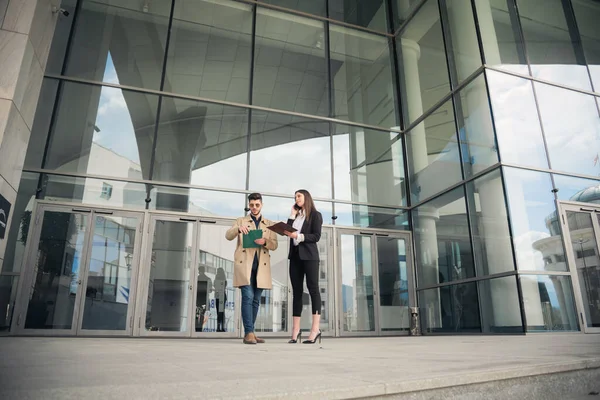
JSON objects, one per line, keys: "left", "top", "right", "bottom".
{"left": 225, "top": 215, "right": 278, "bottom": 289}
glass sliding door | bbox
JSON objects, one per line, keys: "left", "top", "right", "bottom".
{"left": 337, "top": 228, "right": 414, "bottom": 336}
{"left": 561, "top": 204, "right": 600, "bottom": 333}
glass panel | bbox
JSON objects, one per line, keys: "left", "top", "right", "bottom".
{"left": 340, "top": 234, "right": 375, "bottom": 332}
{"left": 405, "top": 99, "right": 462, "bottom": 204}
{"left": 81, "top": 215, "right": 138, "bottom": 330}
{"left": 196, "top": 224, "right": 237, "bottom": 333}
{"left": 260, "top": 0, "right": 326, "bottom": 17}
{"left": 398, "top": 0, "right": 451, "bottom": 124}
{"left": 517, "top": 0, "right": 592, "bottom": 91}
{"left": 152, "top": 97, "right": 248, "bottom": 189}
{"left": 520, "top": 275, "right": 579, "bottom": 332}
{"left": 255, "top": 228, "right": 289, "bottom": 333}
{"left": 43, "top": 82, "right": 159, "bottom": 180}
{"left": 393, "top": 0, "right": 423, "bottom": 29}
{"left": 455, "top": 75, "right": 498, "bottom": 177}
{"left": 164, "top": 0, "right": 252, "bottom": 103}
{"left": 61, "top": 0, "right": 171, "bottom": 90}
{"left": 24, "top": 78, "right": 58, "bottom": 170}
{"left": 571, "top": 0, "right": 600, "bottom": 93}
{"left": 534, "top": 83, "right": 600, "bottom": 177}
{"left": 418, "top": 281, "right": 481, "bottom": 333}
{"left": 329, "top": 0, "right": 388, "bottom": 32}
{"left": 149, "top": 185, "right": 246, "bottom": 218}
{"left": 260, "top": 196, "right": 333, "bottom": 225}
{"left": 566, "top": 212, "right": 600, "bottom": 329}
{"left": 334, "top": 203, "right": 409, "bottom": 230}
{"left": 473, "top": 0, "right": 528, "bottom": 74}
{"left": 41, "top": 174, "right": 148, "bottom": 210}
{"left": 332, "top": 124, "right": 406, "bottom": 206}
{"left": 145, "top": 220, "right": 193, "bottom": 332}
{"left": 249, "top": 112, "right": 331, "bottom": 198}
{"left": 377, "top": 236, "right": 409, "bottom": 331}
{"left": 440, "top": 0, "right": 481, "bottom": 84}
{"left": 300, "top": 230, "right": 331, "bottom": 332}
{"left": 330, "top": 25, "right": 396, "bottom": 127}
{"left": 253, "top": 8, "right": 328, "bottom": 116}
{"left": 466, "top": 169, "right": 515, "bottom": 276}
{"left": 503, "top": 167, "right": 568, "bottom": 272}
{"left": 45, "top": 0, "right": 77, "bottom": 75}
{"left": 25, "top": 211, "right": 88, "bottom": 330}
{"left": 486, "top": 70, "right": 549, "bottom": 169}
{"left": 1, "top": 172, "right": 39, "bottom": 273}
{"left": 478, "top": 275, "right": 523, "bottom": 333}
{"left": 0, "top": 275, "right": 19, "bottom": 332}
{"left": 413, "top": 187, "right": 475, "bottom": 287}
{"left": 553, "top": 174, "right": 600, "bottom": 203}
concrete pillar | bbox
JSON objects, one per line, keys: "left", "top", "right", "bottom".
{"left": 0, "top": 0, "right": 59, "bottom": 274}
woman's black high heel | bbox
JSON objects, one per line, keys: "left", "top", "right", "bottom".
{"left": 288, "top": 330, "right": 302, "bottom": 344}
{"left": 302, "top": 330, "right": 322, "bottom": 344}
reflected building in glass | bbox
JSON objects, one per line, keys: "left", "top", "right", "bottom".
{"left": 1, "top": 0, "right": 600, "bottom": 337}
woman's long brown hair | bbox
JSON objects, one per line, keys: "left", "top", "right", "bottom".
{"left": 296, "top": 189, "right": 317, "bottom": 219}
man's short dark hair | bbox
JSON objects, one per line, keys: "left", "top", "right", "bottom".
{"left": 248, "top": 193, "right": 262, "bottom": 202}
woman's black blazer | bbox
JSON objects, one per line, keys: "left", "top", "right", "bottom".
{"left": 287, "top": 211, "right": 323, "bottom": 261}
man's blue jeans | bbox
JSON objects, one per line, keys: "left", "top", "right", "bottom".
{"left": 240, "top": 278, "right": 262, "bottom": 335}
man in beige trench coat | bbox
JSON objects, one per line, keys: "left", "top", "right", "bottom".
{"left": 225, "top": 193, "right": 278, "bottom": 344}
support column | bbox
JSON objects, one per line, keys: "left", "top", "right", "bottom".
{"left": 0, "top": 0, "right": 59, "bottom": 274}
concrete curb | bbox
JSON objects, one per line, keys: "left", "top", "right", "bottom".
{"left": 238, "top": 358, "right": 600, "bottom": 400}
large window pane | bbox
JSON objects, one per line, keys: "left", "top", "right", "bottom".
{"left": 335, "top": 203, "right": 408, "bottom": 230}
{"left": 253, "top": 8, "right": 328, "bottom": 116}
{"left": 473, "top": 0, "right": 528, "bottom": 74}
{"left": 418, "top": 281, "right": 481, "bottom": 333}
{"left": 24, "top": 79, "right": 58, "bottom": 170}
{"left": 149, "top": 185, "right": 246, "bottom": 218}
{"left": 478, "top": 276, "right": 522, "bottom": 333}
{"left": 441, "top": 0, "right": 482, "bottom": 84}
{"left": 329, "top": 0, "right": 388, "bottom": 32}
{"left": 517, "top": 0, "right": 592, "bottom": 91}
{"left": 487, "top": 70, "right": 549, "bottom": 169}
{"left": 406, "top": 99, "right": 462, "bottom": 204}
{"left": 248, "top": 112, "right": 331, "bottom": 198}
{"left": 40, "top": 174, "right": 148, "bottom": 210}
{"left": 260, "top": 0, "right": 326, "bottom": 17}
{"left": 332, "top": 124, "right": 406, "bottom": 206}
{"left": 330, "top": 25, "right": 396, "bottom": 127}
{"left": 520, "top": 275, "right": 579, "bottom": 332}
{"left": 534, "top": 83, "right": 600, "bottom": 177}
{"left": 571, "top": 0, "right": 600, "bottom": 93}
{"left": 152, "top": 97, "right": 248, "bottom": 190}
{"left": 413, "top": 187, "right": 475, "bottom": 287}
{"left": 553, "top": 174, "right": 600, "bottom": 203}
{"left": 455, "top": 74, "right": 498, "bottom": 177}
{"left": 503, "top": 167, "right": 568, "bottom": 272}
{"left": 44, "top": 82, "right": 159, "bottom": 180}
{"left": 466, "top": 169, "right": 515, "bottom": 277}
{"left": 398, "top": 0, "right": 451, "bottom": 124}
{"left": 164, "top": 0, "right": 252, "bottom": 103}
{"left": 62, "top": 0, "right": 171, "bottom": 90}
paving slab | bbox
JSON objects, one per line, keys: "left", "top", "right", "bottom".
{"left": 0, "top": 334, "right": 599, "bottom": 399}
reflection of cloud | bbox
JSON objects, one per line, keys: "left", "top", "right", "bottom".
{"left": 98, "top": 87, "right": 127, "bottom": 117}
{"left": 102, "top": 53, "right": 120, "bottom": 85}
{"left": 515, "top": 230, "right": 549, "bottom": 271}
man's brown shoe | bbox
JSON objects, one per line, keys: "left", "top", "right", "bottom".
{"left": 243, "top": 333, "right": 257, "bottom": 345}
{"left": 253, "top": 333, "right": 265, "bottom": 344}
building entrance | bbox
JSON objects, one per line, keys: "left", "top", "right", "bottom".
{"left": 12, "top": 203, "right": 416, "bottom": 338}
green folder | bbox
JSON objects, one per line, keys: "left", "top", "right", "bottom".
{"left": 243, "top": 229, "right": 263, "bottom": 248}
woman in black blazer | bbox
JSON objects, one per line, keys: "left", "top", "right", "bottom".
{"left": 283, "top": 189, "right": 323, "bottom": 344}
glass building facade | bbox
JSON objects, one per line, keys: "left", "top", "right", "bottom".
{"left": 1, "top": 0, "right": 599, "bottom": 336}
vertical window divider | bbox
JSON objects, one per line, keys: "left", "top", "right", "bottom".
{"left": 324, "top": 14, "right": 337, "bottom": 220}
{"left": 245, "top": 3, "right": 258, "bottom": 212}
{"left": 146, "top": 0, "right": 177, "bottom": 208}
{"left": 469, "top": 0, "right": 487, "bottom": 66}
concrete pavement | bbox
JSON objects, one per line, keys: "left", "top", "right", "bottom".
{"left": 0, "top": 334, "right": 599, "bottom": 399}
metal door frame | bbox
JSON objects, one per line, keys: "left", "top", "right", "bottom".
{"left": 334, "top": 227, "right": 414, "bottom": 337}
{"left": 559, "top": 201, "right": 600, "bottom": 333}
